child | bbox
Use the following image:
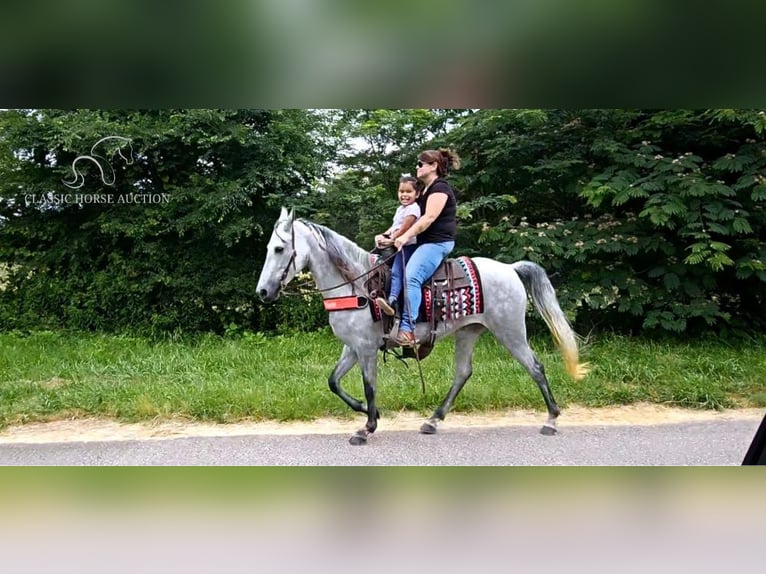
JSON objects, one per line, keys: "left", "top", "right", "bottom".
{"left": 375, "top": 176, "right": 421, "bottom": 316}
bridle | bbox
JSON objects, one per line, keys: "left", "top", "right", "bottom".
{"left": 274, "top": 223, "right": 297, "bottom": 290}
{"left": 270, "top": 220, "right": 396, "bottom": 298}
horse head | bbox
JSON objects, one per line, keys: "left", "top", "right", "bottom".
{"left": 256, "top": 207, "right": 301, "bottom": 302}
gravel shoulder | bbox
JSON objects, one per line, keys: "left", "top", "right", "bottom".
{"left": 0, "top": 403, "right": 763, "bottom": 444}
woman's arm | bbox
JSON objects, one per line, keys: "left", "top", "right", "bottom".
{"left": 394, "top": 193, "right": 447, "bottom": 249}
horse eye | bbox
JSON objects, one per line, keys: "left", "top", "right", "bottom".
{"left": 274, "top": 246, "right": 284, "bottom": 254}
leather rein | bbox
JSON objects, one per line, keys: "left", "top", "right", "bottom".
{"left": 274, "top": 223, "right": 396, "bottom": 298}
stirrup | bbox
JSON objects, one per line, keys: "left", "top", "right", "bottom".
{"left": 383, "top": 319, "right": 400, "bottom": 341}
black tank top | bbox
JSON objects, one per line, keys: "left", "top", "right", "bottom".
{"left": 416, "top": 178, "right": 456, "bottom": 244}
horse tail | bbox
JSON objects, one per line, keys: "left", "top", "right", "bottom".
{"left": 511, "top": 261, "right": 589, "bottom": 380}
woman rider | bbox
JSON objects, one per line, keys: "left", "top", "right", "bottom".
{"left": 392, "top": 147, "right": 461, "bottom": 346}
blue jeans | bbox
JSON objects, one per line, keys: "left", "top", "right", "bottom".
{"left": 389, "top": 244, "right": 416, "bottom": 302}
{"left": 399, "top": 241, "right": 454, "bottom": 333}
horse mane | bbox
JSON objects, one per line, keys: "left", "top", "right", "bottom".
{"left": 297, "top": 219, "right": 371, "bottom": 285}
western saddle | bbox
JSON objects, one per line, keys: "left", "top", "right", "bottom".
{"left": 366, "top": 249, "right": 480, "bottom": 360}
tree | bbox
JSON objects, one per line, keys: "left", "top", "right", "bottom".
{"left": 6, "top": 108, "right": 762, "bottom": 337}
{"left": 449, "top": 109, "right": 766, "bottom": 335}
{"left": 0, "top": 109, "right": 331, "bottom": 333}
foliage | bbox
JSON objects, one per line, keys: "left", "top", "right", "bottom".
{"left": 451, "top": 109, "right": 766, "bottom": 336}
{"left": 2, "top": 108, "right": 765, "bottom": 337}
{"left": 0, "top": 109, "right": 331, "bottom": 333}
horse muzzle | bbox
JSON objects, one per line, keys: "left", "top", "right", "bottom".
{"left": 258, "top": 287, "right": 280, "bottom": 303}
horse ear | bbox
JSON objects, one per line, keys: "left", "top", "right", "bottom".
{"left": 279, "top": 207, "right": 295, "bottom": 225}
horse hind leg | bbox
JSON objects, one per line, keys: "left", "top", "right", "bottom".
{"left": 421, "top": 324, "right": 486, "bottom": 435}
{"left": 519, "top": 347, "right": 561, "bottom": 434}
{"left": 495, "top": 334, "right": 562, "bottom": 435}
{"left": 532, "top": 357, "right": 561, "bottom": 435}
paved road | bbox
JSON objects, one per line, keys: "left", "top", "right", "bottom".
{"left": 0, "top": 418, "right": 759, "bottom": 465}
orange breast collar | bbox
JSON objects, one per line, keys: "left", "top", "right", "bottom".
{"left": 323, "top": 296, "right": 369, "bottom": 311}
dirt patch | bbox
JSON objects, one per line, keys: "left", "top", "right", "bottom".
{"left": 0, "top": 404, "right": 762, "bottom": 444}
{"left": 39, "top": 377, "right": 70, "bottom": 390}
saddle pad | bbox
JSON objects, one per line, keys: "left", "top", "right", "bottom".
{"left": 423, "top": 256, "right": 483, "bottom": 323}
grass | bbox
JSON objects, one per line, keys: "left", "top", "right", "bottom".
{"left": 0, "top": 329, "right": 764, "bottom": 429}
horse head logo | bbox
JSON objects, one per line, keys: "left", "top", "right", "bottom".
{"left": 62, "top": 136, "right": 135, "bottom": 189}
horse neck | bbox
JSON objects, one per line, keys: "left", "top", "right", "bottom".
{"left": 297, "top": 221, "right": 372, "bottom": 296}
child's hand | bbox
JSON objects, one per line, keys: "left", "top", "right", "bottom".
{"left": 375, "top": 234, "right": 392, "bottom": 248}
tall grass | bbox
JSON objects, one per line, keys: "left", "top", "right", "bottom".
{"left": 0, "top": 330, "right": 764, "bottom": 429}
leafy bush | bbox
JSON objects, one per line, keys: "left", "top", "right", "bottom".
{"left": 455, "top": 109, "right": 766, "bottom": 336}
{"left": 0, "top": 109, "right": 331, "bottom": 334}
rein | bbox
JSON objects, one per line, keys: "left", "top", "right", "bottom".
{"left": 400, "top": 249, "right": 427, "bottom": 394}
{"left": 280, "top": 249, "right": 397, "bottom": 297}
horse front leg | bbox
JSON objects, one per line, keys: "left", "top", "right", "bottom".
{"left": 328, "top": 345, "right": 367, "bottom": 414}
{"left": 349, "top": 352, "right": 379, "bottom": 446}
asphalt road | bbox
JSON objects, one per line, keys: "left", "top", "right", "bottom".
{"left": 0, "top": 418, "right": 759, "bottom": 465}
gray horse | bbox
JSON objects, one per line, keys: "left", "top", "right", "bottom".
{"left": 256, "top": 208, "right": 588, "bottom": 445}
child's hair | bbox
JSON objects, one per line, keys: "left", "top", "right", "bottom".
{"left": 399, "top": 175, "right": 422, "bottom": 194}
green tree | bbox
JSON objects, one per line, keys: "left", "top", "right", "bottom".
{"left": 0, "top": 109, "right": 331, "bottom": 333}
{"left": 450, "top": 109, "right": 766, "bottom": 336}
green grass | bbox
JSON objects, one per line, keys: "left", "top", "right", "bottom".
{"left": 0, "top": 330, "right": 764, "bottom": 429}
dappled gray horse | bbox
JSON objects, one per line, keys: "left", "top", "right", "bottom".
{"left": 256, "top": 208, "right": 587, "bottom": 445}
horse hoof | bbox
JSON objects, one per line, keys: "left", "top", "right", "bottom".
{"left": 420, "top": 422, "right": 438, "bottom": 435}
{"left": 349, "top": 431, "right": 368, "bottom": 445}
{"left": 540, "top": 425, "right": 558, "bottom": 436}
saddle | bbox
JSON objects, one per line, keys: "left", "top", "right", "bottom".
{"left": 365, "top": 254, "right": 484, "bottom": 360}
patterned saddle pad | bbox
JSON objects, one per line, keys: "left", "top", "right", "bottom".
{"left": 422, "top": 256, "right": 484, "bottom": 324}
